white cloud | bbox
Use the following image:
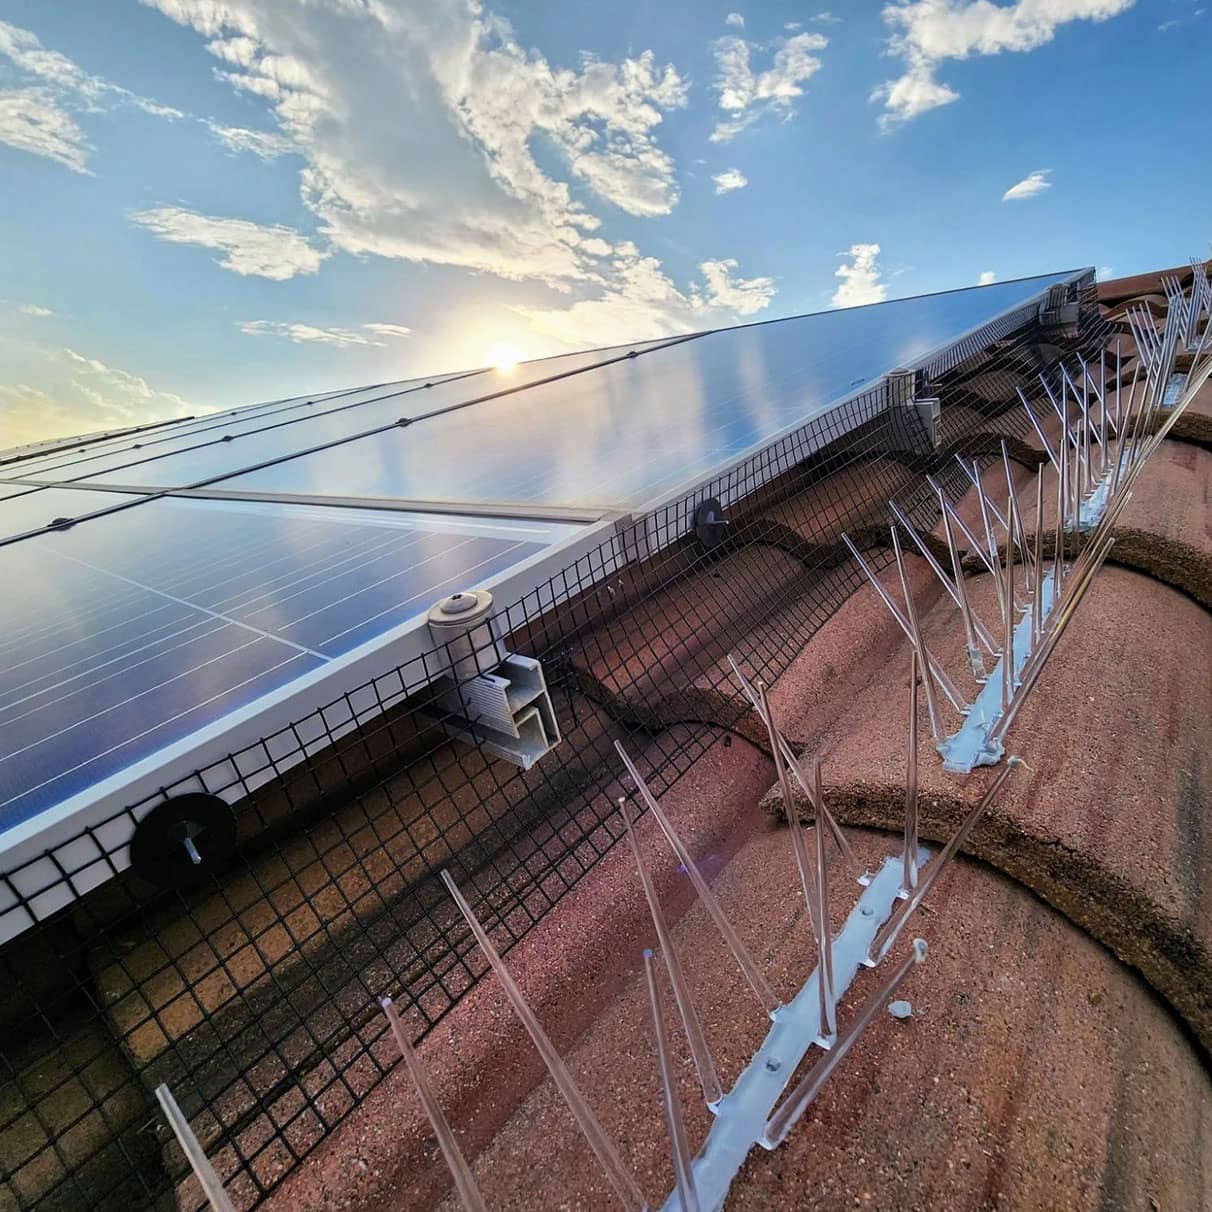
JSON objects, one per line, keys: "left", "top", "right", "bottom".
{"left": 0, "top": 20, "right": 181, "bottom": 172}
{"left": 978, "top": 270, "right": 996, "bottom": 285}
{"left": 1002, "top": 168, "right": 1051, "bottom": 200}
{"left": 362, "top": 322, "right": 413, "bottom": 340}
{"left": 832, "top": 243, "right": 887, "bottom": 308}
{"left": 1158, "top": 6, "right": 1204, "bottom": 32}
{"left": 513, "top": 248, "right": 774, "bottom": 348}
{"left": 726, "top": 12, "right": 745, "bottom": 27}
{"left": 712, "top": 167, "right": 749, "bottom": 194}
{"left": 209, "top": 123, "right": 295, "bottom": 159}
{"left": 141, "top": 0, "right": 694, "bottom": 289}
{"left": 874, "top": 0, "right": 1136, "bottom": 126}
{"left": 129, "top": 206, "right": 328, "bottom": 280}
{"left": 710, "top": 31, "right": 828, "bottom": 142}
{"left": 240, "top": 321, "right": 373, "bottom": 347}
{"left": 18, "top": 302, "right": 54, "bottom": 316}
{"left": 700, "top": 258, "right": 774, "bottom": 314}
{"left": 1097, "top": 265, "right": 1114, "bottom": 281}
{"left": 0, "top": 19, "right": 110, "bottom": 103}
{"left": 0, "top": 347, "right": 193, "bottom": 447}
{"left": 0, "top": 87, "right": 92, "bottom": 173}
{"left": 813, "top": 11, "right": 843, "bottom": 22}
{"left": 240, "top": 319, "right": 412, "bottom": 347}
{"left": 137, "top": 0, "right": 774, "bottom": 351}
{"left": 60, "top": 347, "right": 182, "bottom": 404}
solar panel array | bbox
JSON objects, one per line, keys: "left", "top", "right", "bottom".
{"left": 0, "top": 265, "right": 1109, "bottom": 1212}
{"left": 0, "top": 500, "right": 560, "bottom": 832}
{"left": 0, "top": 270, "right": 1080, "bottom": 855}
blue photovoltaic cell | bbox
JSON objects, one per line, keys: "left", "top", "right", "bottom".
{"left": 56, "top": 336, "right": 683, "bottom": 491}
{"left": 1, "top": 375, "right": 438, "bottom": 476}
{"left": 0, "top": 486, "right": 151, "bottom": 540}
{"left": 0, "top": 270, "right": 1081, "bottom": 846}
{"left": 0, "top": 497, "right": 557, "bottom": 830}
{"left": 215, "top": 272, "right": 1078, "bottom": 511}
{"left": 6, "top": 372, "right": 465, "bottom": 483}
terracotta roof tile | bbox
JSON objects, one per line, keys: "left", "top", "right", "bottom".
{"left": 229, "top": 265, "right": 1212, "bottom": 1207}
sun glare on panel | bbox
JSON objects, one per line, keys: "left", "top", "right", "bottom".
{"left": 486, "top": 343, "right": 524, "bottom": 373}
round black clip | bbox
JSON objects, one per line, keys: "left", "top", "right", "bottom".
{"left": 129, "top": 794, "right": 237, "bottom": 889}
{"left": 693, "top": 497, "right": 730, "bottom": 552}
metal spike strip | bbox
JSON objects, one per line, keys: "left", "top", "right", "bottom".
{"left": 380, "top": 998, "right": 489, "bottom": 1212}
{"left": 889, "top": 499, "right": 998, "bottom": 657}
{"left": 756, "top": 681, "right": 820, "bottom": 939}
{"left": 622, "top": 796, "right": 724, "bottom": 1107}
{"left": 869, "top": 759, "right": 1022, "bottom": 964}
{"left": 839, "top": 533, "right": 971, "bottom": 717}
{"left": 154, "top": 1084, "right": 237, "bottom": 1212}
{"left": 889, "top": 524, "right": 945, "bottom": 744}
{"left": 902, "top": 650, "right": 920, "bottom": 897}
{"left": 843, "top": 265, "right": 1212, "bottom": 772}
{"left": 644, "top": 950, "right": 702, "bottom": 1212}
{"left": 617, "top": 740, "right": 781, "bottom": 1017}
{"left": 619, "top": 671, "right": 1019, "bottom": 1211}
{"left": 441, "top": 870, "right": 649, "bottom": 1211}
{"left": 810, "top": 756, "right": 837, "bottom": 1045}
{"left": 761, "top": 938, "right": 928, "bottom": 1149}
{"left": 726, "top": 655, "right": 865, "bottom": 880}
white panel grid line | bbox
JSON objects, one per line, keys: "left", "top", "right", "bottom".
{"left": 313, "top": 538, "right": 534, "bottom": 650}
{"left": 0, "top": 606, "right": 203, "bottom": 703}
{"left": 0, "top": 617, "right": 228, "bottom": 718}
{"left": 1, "top": 624, "right": 248, "bottom": 745}
{"left": 0, "top": 630, "right": 275, "bottom": 765}
{"left": 47, "top": 549, "right": 332, "bottom": 659}
{"left": 0, "top": 582, "right": 165, "bottom": 661}
{"left": 235, "top": 529, "right": 473, "bottom": 628}
{"left": 206, "top": 526, "right": 437, "bottom": 617}
{"left": 0, "top": 649, "right": 314, "bottom": 810}
{"left": 147, "top": 522, "right": 405, "bottom": 610}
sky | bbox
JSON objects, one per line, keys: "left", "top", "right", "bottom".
{"left": 0, "top": 0, "right": 1209, "bottom": 447}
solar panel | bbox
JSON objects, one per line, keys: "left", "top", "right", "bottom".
{"left": 151, "top": 272, "right": 1074, "bottom": 512}
{"left": 5, "top": 371, "right": 472, "bottom": 483}
{"left": 0, "top": 497, "right": 570, "bottom": 832}
{"left": 0, "top": 486, "right": 150, "bottom": 540}
{"left": 0, "top": 268, "right": 1087, "bottom": 892}
{"left": 16, "top": 335, "right": 686, "bottom": 492}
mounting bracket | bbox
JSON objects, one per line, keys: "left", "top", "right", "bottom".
{"left": 428, "top": 653, "right": 561, "bottom": 770}
{"left": 885, "top": 368, "right": 940, "bottom": 450}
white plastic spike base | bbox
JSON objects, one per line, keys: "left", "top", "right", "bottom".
{"left": 659, "top": 854, "right": 924, "bottom": 1212}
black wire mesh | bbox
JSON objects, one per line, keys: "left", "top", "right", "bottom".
{"left": 0, "top": 279, "right": 1113, "bottom": 1211}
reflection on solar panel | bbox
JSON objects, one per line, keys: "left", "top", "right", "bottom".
{"left": 0, "top": 269, "right": 1083, "bottom": 880}
{"left": 0, "top": 499, "right": 568, "bottom": 834}
{"left": 11, "top": 336, "right": 682, "bottom": 492}
{"left": 214, "top": 273, "right": 1078, "bottom": 512}
{"left": 0, "top": 486, "right": 147, "bottom": 539}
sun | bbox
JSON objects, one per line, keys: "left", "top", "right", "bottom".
{"left": 485, "top": 343, "right": 525, "bottom": 373}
